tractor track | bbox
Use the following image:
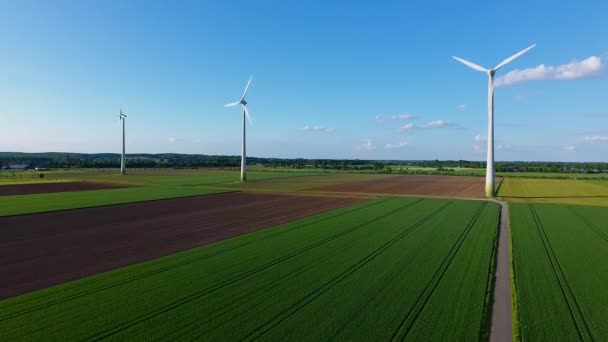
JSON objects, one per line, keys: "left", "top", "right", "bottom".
{"left": 80, "top": 199, "right": 426, "bottom": 341}
{"left": 569, "top": 207, "right": 608, "bottom": 244}
{"left": 390, "top": 201, "right": 488, "bottom": 341}
{"left": 529, "top": 205, "right": 594, "bottom": 341}
{"left": 0, "top": 197, "right": 390, "bottom": 321}
{"left": 242, "top": 201, "right": 454, "bottom": 341}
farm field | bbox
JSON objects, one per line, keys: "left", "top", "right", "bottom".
{"left": 307, "top": 174, "right": 499, "bottom": 198}
{"left": 499, "top": 177, "right": 608, "bottom": 207}
{"left": 510, "top": 203, "right": 608, "bottom": 341}
{"left": 0, "top": 197, "right": 500, "bottom": 341}
{"left": 0, "top": 169, "right": 329, "bottom": 216}
{"left": 0, "top": 192, "right": 360, "bottom": 299}
{"left": 222, "top": 172, "right": 395, "bottom": 193}
{"left": 0, "top": 180, "right": 134, "bottom": 196}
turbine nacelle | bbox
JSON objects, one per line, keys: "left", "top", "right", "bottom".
{"left": 224, "top": 75, "right": 253, "bottom": 125}
{"left": 453, "top": 44, "right": 536, "bottom": 76}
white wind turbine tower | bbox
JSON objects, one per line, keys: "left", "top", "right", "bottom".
{"left": 453, "top": 44, "right": 535, "bottom": 197}
{"left": 119, "top": 108, "right": 127, "bottom": 175}
{"left": 224, "top": 75, "right": 253, "bottom": 182}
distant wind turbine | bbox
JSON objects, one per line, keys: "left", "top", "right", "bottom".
{"left": 452, "top": 44, "right": 535, "bottom": 197}
{"left": 224, "top": 75, "right": 253, "bottom": 182}
{"left": 119, "top": 108, "right": 127, "bottom": 175}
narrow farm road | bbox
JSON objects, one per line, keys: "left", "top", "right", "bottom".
{"left": 490, "top": 200, "right": 513, "bottom": 342}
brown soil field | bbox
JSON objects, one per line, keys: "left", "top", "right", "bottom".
{"left": 0, "top": 181, "right": 133, "bottom": 196}
{"left": 309, "top": 175, "right": 502, "bottom": 198}
{"left": 0, "top": 192, "right": 362, "bottom": 300}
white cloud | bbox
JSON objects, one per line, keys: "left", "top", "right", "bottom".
{"left": 497, "top": 144, "right": 511, "bottom": 150}
{"left": 420, "top": 120, "right": 456, "bottom": 129}
{"left": 495, "top": 56, "right": 603, "bottom": 87}
{"left": 457, "top": 104, "right": 467, "bottom": 112}
{"left": 474, "top": 134, "right": 487, "bottom": 142}
{"left": 302, "top": 125, "right": 334, "bottom": 132}
{"left": 391, "top": 114, "right": 413, "bottom": 121}
{"left": 356, "top": 139, "right": 376, "bottom": 151}
{"left": 563, "top": 145, "right": 576, "bottom": 152}
{"left": 399, "top": 120, "right": 457, "bottom": 133}
{"left": 399, "top": 123, "right": 416, "bottom": 132}
{"left": 584, "top": 135, "right": 608, "bottom": 143}
{"left": 385, "top": 141, "right": 409, "bottom": 149}
{"left": 473, "top": 144, "right": 482, "bottom": 152}
{"left": 376, "top": 114, "right": 414, "bottom": 122}
{"left": 168, "top": 137, "right": 177, "bottom": 143}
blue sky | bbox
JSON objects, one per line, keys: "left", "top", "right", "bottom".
{"left": 1, "top": 1, "right": 606, "bottom": 162}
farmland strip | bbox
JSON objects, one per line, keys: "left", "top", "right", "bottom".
{"left": 242, "top": 201, "right": 454, "bottom": 341}
{"left": 569, "top": 208, "right": 608, "bottom": 244}
{"left": 390, "top": 201, "right": 488, "bottom": 341}
{"left": 0, "top": 197, "right": 389, "bottom": 320}
{"left": 81, "top": 199, "right": 426, "bottom": 341}
{"left": 529, "top": 205, "right": 594, "bottom": 341}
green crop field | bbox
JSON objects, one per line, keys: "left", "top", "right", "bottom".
{"left": 511, "top": 203, "right": 608, "bottom": 341}
{"left": 498, "top": 178, "right": 608, "bottom": 207}
{"left": 0, "top": 197, "right": 499, "bottom": 341}
{"left": 0, "top": 169, "right": 330, "bottom": 216}
{"left": 220, "top": 172, "right": 394, "bottom": 193}
{"left": 0, "top": 186, "right": 230, "bottom": 216}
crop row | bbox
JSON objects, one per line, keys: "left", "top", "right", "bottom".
{"left": 511, "top": 203, "right": 608, "bottom": 341}
{"left": 0, "top": 197, "right": 499, "bottom": 341}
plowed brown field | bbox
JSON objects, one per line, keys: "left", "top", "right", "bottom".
{"left": 0, "top": 192, "right": 362, "bottom": 299}
{"left": 0, "top": 181, "right": 133, "bottom": 196}
{"left": 309, "top": 175, "right": 501, "bottom": 198}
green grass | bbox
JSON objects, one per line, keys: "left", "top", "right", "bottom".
{"left": 0, "top": 197, "right": 499, "bottom": 340}
{"left": 0, "top": 186, "right": 230, "bottom": 216}
{"left": 511, "top": 203, "right": 608, "bottom": 341}
{"left": 499, "top": 178, "right": 608, "bottom": 207}
{"left": 0, "top": 169, "right": 330, "bottom": 216}
{"left": 220, "top": 173, "right": 394, "bottom": 193}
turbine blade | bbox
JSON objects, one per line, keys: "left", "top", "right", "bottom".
{"left": 224, "top": 101, "right": 241, "bottom": 107}
{"left": 493, "top": 44, "right": 536, "bottom": 71}
{"left": 242, "top": 104, "right": 253, "bottom": 125}
{"left": 241, "top": 75, "right": 253, "bottom": 101}
{"left": 452, "top": 56, "right": 487, "bottom": 72}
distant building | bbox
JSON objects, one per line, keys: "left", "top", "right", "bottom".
{"left": 8, "top": 164, "right": 29, "bottom": 171}
{"left": 35, "top": 167, "right": 48, "bottom": 171}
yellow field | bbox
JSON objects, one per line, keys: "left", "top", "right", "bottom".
{"left": 498, "top": 178, "right": 608, "bottom": 207}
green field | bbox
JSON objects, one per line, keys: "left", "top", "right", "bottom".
{"left": 0, "top": 197, "right": 499, "bottom": 340}
{"left": 510, "top": 203, "right": 608, "bottom": 341}
{"left": 0, "top": 169, "right": 329, "bottom": 216}
{"left": 499, "top": 177, "right": 608, "bottom": 207}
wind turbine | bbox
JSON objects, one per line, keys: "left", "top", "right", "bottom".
{"left": 452, "top": 44, "right": 535, "bottom": 197}
{"left": 224, "top": 75, "right": 253, "bottom": 182}
{"left": 119, "top": 108, "right": 127, "bottom": 175}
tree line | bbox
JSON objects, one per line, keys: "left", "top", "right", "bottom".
{"left": 0, "top": 152, "right": 606, "bottom": 173}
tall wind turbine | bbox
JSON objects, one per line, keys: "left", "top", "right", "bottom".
{"left": 224, "top": 75, "right": 253, "bottom": 182}
{"left": 453, "top": 44, "right": 535, "bottom": 197}
{"left": 119, "top": 108, "right": 127, "bottom": 175}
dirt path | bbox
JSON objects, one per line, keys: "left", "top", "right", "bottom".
{"left": 490, "top": 200, "right": 513, "bottom": 342}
